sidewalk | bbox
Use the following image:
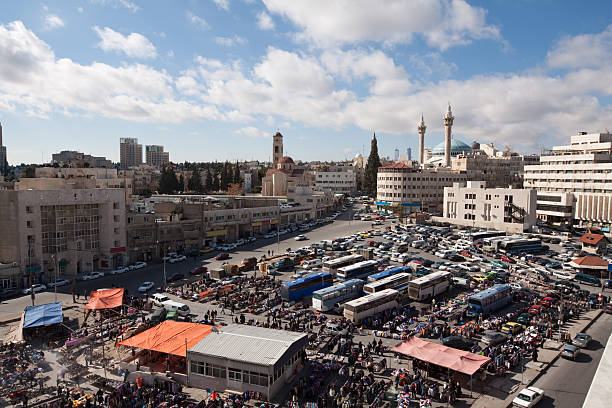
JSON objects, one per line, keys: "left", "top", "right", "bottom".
{"left": 470, "top": 308, "right": 602, "bottom": 408}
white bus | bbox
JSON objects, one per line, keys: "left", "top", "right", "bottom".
{"left": 312, "top": 279, "right": 365, "bottom": 312}
{"left": 344, "top": 289, "right": 399, "bottom": 323}
{"left": 363, "top": 272, "right": 412, "bottom": 294}
{"left": 407, "top": 271, "right": 451, "bottom": 301}
{"left": 337, "top": 260, "right": 379, "bottom": 280}
{"left": 323, "top": 254, "right": 365, "bottom": 274}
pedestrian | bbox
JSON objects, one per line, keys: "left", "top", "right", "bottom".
{"left": 532, "top": 348, "right": 538, "bottom": 363}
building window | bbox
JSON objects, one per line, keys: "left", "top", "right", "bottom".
{"left": 113, "top": 202, "right": 120, "bottom": 210}
{"left": 114, "top": 240, "right": 120, "bottom": 247}
{"left": 26, "top": 220, "right": 33, "bottom": 228}
{"left": 26, "top": 206, "right": 33, "bottom": 214}
{"left": 191, "top": 361, "right": 205, "bottom": 375}
{"left": 114, "top": 215, "right": 120, "bottom": 222}
{"left": 205, "top": 363, "right": 227, "bottom": 378}
{"left": 228, "top": 368, "right": 242, "bottom": 381}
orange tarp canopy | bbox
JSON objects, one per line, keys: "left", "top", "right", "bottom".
{"left": 197, "top": 284, "right": 235, "bottom": 299}
{"left": 117, "top": 321, "right": 214, "bottom": 357}
{"left": 391, "top": 337, "right": 490, "bottom": 376}
{"left": 85, "top": 288, "right": 124, "bottom": 310}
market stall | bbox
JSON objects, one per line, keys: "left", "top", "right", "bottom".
{"left": 22, "top": 301, "right": 64, "bottom": 340}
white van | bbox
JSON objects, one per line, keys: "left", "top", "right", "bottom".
{"left": 411, "top": 240, "right": 425, "bottom": 248}
{"left": 152, "top": 293, "right": 170, "bottom": 307}
{"left": 162, "top": 300, "right": 190, "bottom": 317}
{"left": 303, "top": 259, "right": 323, "bottom": 269}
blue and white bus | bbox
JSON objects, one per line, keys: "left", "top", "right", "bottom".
{"left": 367, "top": 266, "right": 411, "bottom": 283}
{"left": 337, "top": 260, "right": 379, "bottom": 280}
{"left": 363, "top": 272, "right": 412, "bottom": 294}
{"left": 466, "top": 284, "right": 513, "bottom": 317}
{"left": 312, "top": 279, "right": 364, "bottom": 312}
{"left": 497, "top": 238, "right": 543, "bottom": 254}
{"left": 470, "top": 230, "right": 506, "bottom": 243}
{"left": 281, "top": 272, "right": 334, "bottom": 302}
{"left": 323, "top": 254, "right": 365, "bottom": 274}
{"left": 344, "top": 289, "right": 399, "bottom": 323}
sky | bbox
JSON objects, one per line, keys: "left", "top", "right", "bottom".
{"left": 1, "top": 0, "right": 612, "bottom": 165}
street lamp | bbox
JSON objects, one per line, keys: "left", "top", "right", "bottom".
{"left": 157, "top": 240, "right": 167, "bottom": 291}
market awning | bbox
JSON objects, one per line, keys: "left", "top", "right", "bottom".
{"left": 23, "top": 302, "right": 63, "bottom": 329}
{"left": 569, "top": 256, "right": 608, "bottom": 270}
{"left": 85, "top": 288, "right": 124, "bottom": 310}
{"left": 391, "top": 337, "right": 490, "bottom": 376}
{"left": 117, "top": 321, "right": 214, "bottom": 357}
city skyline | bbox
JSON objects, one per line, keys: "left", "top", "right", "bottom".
{"left": 1, "top": 1, "right": 612, "bottom": 165}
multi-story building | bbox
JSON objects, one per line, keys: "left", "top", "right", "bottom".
{"left": 0, "top": 179, "right": 127, "bottom": 287}
{"left": 439, "top": 181, "right": 537, "bottom": 233}
{"left": 313, "top": 170, "right": 356, "bottom": 194}
{"left": 145, "top": 145, "right": 170, "bottom": 168}
{"left": 0, "top": 122, "right": 7, "bottom": 175}
{"left": 120, "top": 137, "right": 143, "bottom": 169}
{"left": 524, "top": 132, "right": 612, "bottom": 228}
{"left": 451, "top": 153, "right": 525, "bottom": 188}
{"left": 376, "top": 163, "right": 471, "bottom": 213}
{"left": 51, "top": 150, "right": 113, "bottom": 168}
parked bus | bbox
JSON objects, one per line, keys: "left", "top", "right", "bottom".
{"left": 343, "top": 289, "right": 399, "bottom": 323}
{"left": 323, "top": 254, "right": 365, "bottom": 274}
{"left": 407, "top": 271, "right": 451, "bottom": 301}
{"left": 312, "top": 279, "right": 365, "bottom": 312}
{"left": 367, "top": 266, "right": 411, "bottom": 283}
{"left": 470, "top": 230, "right": 506, "bottom": 243}
{"left": 363, "top": 272, "right": 412, "bottom": 294}
{"left": 337, "top": 260, "right": 379, "bottom": 280}
{"left": 281, "top": 272, "right": 333, "bottom": 302}
{"left": 497, "top": 238, "right": 543, "bottom": 254}
{"left": 466, "top": 284, "right": 512, "bottom": 317}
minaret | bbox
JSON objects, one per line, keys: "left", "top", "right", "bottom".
{"left": 272, "top": 131, "right": 283, "bottom": 168}
{"left": 443, "top": 103, "right": 454, "bottom": 167}
{"left": 417, "top": 114, "right": 426, "bottom": 165}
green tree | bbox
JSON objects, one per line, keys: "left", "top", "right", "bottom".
{"left": 158, "top": 166, "right": 180, "bottom": 194}
{"left": 21, "top": 165, "right": 36, "bottom": 178}
{"left": 233, "top": 161, "right": 241, "bottom": 184}
{"left": 178, "top": 174, "right": 185, "bottom": 192}
{"left": 211, "top": 167, "right": 220, "bottom": 191}
{"left": 188, "top": 169, "right": 204, "bottom": 193}
{"left": 364, "top": 133, "right": 381, "bottom": 197}
{"left": 204, "top": 169, "right": 213, "bottom": 193}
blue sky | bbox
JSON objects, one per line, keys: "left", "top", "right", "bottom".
{"left": 1, "top": 0, "right": 612, "bottom": 165}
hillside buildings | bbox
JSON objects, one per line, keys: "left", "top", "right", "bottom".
{"left": 120, "top": 137, "right": 143, "bottom": 169}
{"left": 439, "top": 181, "right": 537, "bottom": 233}
{"left": 524, "top": 132, "right": 612, "bottom": 229}
{"left": 52, "top": 150, "right": 113, "bottom": 168}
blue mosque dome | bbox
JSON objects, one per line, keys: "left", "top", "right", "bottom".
{"left": 431, "top": 138, "right": 472, "bottom": 157}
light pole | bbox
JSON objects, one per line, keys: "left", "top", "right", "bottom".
{"left": 157, "top": 240, "right": 167, "bottom": 291}
{"left": 27, "top": 235, "right": 35, "bottom": 306}
{"left": 51, "top": 253, "right": 58, "bottom": 302}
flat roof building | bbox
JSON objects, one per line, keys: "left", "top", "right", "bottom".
{"left": 120, "top": 137, "right": 143, "bottom": 169}
{"left": 187, "top": 325, "right": 308, "bottom": 401}
{"left": 145, "top": 145, "right": 169, "bottom": 168}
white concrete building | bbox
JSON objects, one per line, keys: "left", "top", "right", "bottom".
{"left": 439, "top": 181, "right": 537, "bottom": 233}
{"left": 314, "top": 170, "right": 356, "bottom": 194}
{"left": 524, "top": 132, "right": 612, "bottom": 228}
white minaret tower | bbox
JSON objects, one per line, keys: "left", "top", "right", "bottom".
{"left": 443, "top": 103, "right": 454, "bottom": 167}
{"left": 417, "top": 114, "right": 426, "bottom": 165}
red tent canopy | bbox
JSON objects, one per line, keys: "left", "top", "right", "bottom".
{"left": 391, "top": 337, "right": 490, "bottom": 376}
{"left": 86, "top": 288, "right": 124, "bottom": 310}
{"left": 117, "top": 321, "right": 214, "bottom": 356}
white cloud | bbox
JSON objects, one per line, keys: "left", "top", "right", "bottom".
{"left": 77, "top": 7, "right": 84, "bottom": 13}
{"left": 215, "top": 36, "right": 246, "bottom": 47}
{"left": 93, "top": 26, "right": 157, "bottom": 58}
{"left": 43, "top": 14, "right": 64, "bottom": 30}
{"left": 547, "top": 25, "right": 612, "bottom": 69}
{"left": 167, "top": 50, "right": 174, "bottom": 58}
{"left": 89, "top": 0, "right": 139, "bottom": 13}
{"left": 263, "top": 0, "right": 499, "bottom": 50}
{"left": 186, "top": 11, "right": 209, "bottom": 30}
{"left": 212, "top": 0, "right": 229, "bottom": 11}
{"left": 236, "top": 126, "right": 269, "bottom": 138}
{"left": 256, "top": 11, "right": 274, "bottom": 31}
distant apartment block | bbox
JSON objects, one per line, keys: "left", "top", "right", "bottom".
{"left": 120, "top": 137, "right": 143, "bottom": 169}
{"left": 145, "top": 145, "right": 169, "bottom": 167}
{"left": 439, "top": 181, "right": 537, "bottom": 233}
{"left": 52, "top": 150, "right": 112, "bottom": 168}
{"left": 0, "top": 122, "right": 7, "bottom": 175}
{"left": 314, "top": 170, "right": 356, "bottom": 194}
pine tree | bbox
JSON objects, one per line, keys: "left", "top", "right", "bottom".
{"left": 364, "top": 133, "right": 381, "bottom": 197}
{"left": 211, "top": 167, "right": 220, "bottom": 191}
{"left": 233, "top": 161, "right": 241, "bottom": 184}
{"left": 204, "top": 169, "right": 213, "bottom": 193}
{"left": 188, "top": 169, "right": 204, "bottom": 193}
{"left": 178, "top": 174, "right": 185, "bottom": 192}
{"left": 158, "top": 166, "right": 180, "bottom": 194}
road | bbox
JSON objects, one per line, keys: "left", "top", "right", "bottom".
{"left": 51, "top": 207, "right": 374, "bottom": 296}
{"left": 530, "top": 312, "right": 612, "bottom": 408}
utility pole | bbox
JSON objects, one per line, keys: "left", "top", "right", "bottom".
{"left": 52, "top": 253, "right": 58, "bottom": 302}
{"left": 28, "top": 236, "right": 35, "bottom": 306}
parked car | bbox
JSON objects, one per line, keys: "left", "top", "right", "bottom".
{"left": 482, "top": 332, "right": 509, "bottom": 346}
{"left": 215, "top": 252, "right": 230, "bottom": 260}
{"left": 22, "top": 283, "right": 47, "bottom": 294}
{"left": 169, "top": 255, "right": 187, "bottom": 263}
{"left": 47, "top": 278, "right": 71, "bottom": 288}
{"left": 561, "top": 344, "right": 580, "bottom": 360}
{"left": 190, "top": 266, "right": 208, "bottom": 276}
{"left": 295, "top": 235, "right": 308, "bottom": 241}
{"left": 168, "top": 272, "right": 185, "bottom": 282}
{"left": 111, "top": 266, "right": 129, "bottom": 275}
{"left": 82, "top": 271, "right": 104, "bottom": 280}
{"left": 512, "top": 387, "right": 544, "bottom": 408}
{"left": 441, "top": 336, "right": 475, "bottom": 351}
{"left": 130, "top": 261, "right": 147, "bottom": 270}
{"left": 138, "top": 281, "right": 155, "bottom": 292}
{"left": 572, "top": 333, "right": 592, "bottom": 348}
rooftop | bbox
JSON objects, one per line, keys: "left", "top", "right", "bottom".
{"left": 579, "top": 233, "right": 606, "bottom": 245}
{"left": 189, "top": 324, "right": 307, "bottom": 367}
{"left": 379, "top": 162, "right": 412, "bottom": 169}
